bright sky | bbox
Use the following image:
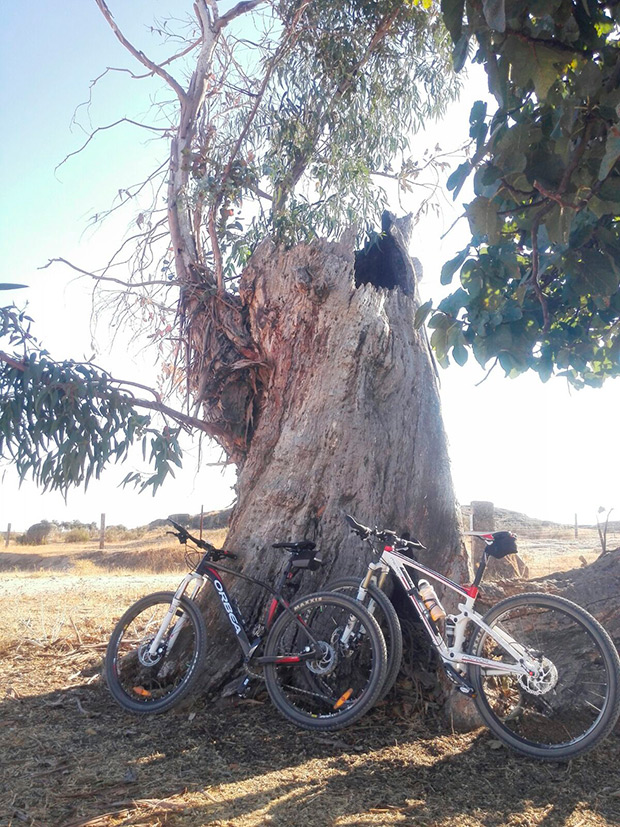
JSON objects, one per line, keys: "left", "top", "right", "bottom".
{"left": 1, "top": 1, "right": 619, "bottom": 532}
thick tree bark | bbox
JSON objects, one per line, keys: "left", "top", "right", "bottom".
{"left": 196, "top": 221, "right": 471, "bottom": 689}
{"left": 480, "top": 548, "right": 620, "bottom": 642}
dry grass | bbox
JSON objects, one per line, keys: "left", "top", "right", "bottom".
{"left": 1, "top": 523, "right": 620, "bottom": 826}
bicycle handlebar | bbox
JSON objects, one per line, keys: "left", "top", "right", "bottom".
{"left": 167, "top": 519, "right": 238, "bottom": 560}
{"left": 344, "top": 513, "right": 426, "bottom": 551}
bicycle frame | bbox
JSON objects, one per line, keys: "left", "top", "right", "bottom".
{"left": 146, "top": 554, "right": 326, "bottom": 666}
{"left": 360, "top": 547, "right": 537, "bottom": 679}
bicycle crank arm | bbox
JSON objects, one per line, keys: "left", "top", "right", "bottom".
{"left": 442, "top": 663, "right": 477, "bottom": 697}
{"left": 256, "top": 651, "right": 318, "bottom": 665}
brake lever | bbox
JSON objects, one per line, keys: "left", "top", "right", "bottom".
{"left": 166, "top": 530, "right": 187, "bottom": 545}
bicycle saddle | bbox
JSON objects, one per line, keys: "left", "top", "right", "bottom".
{"left": 465, "top": 530, "right": 518, "bottom": 557}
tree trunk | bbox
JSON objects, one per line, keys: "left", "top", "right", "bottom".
{"left": 480, "top": 548, "right": 620, "bottom": 645}
{"left": 196, "top": 219, "right": 471, "bottom": 690}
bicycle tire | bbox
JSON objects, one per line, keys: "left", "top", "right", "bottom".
{"left": 328, "top": 577, "right": 403, "bottom": 699}
{"left": 468, "top": 592, "right": 620, "bottom": 760}
{"left": 105, "top": 591, "right": 207, "bottom": 713}
{"left": 263, "top": 591, "right": 388, "bottom": 730}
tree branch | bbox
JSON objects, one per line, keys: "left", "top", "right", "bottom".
{"left": 55, "top": 119, "right": 172, "bottom": 175}
{"left": 218, "top": 1, "right": 267, "bottom": 29}
{"left": 40, "top": 258, "right": 179, "bottom": 289}
{"left": 93, "top": 0, "right": 187, "bottom": 101}
{"left": 272, "top": 6, "right": 403, "bottom": 211}
{"left": 0, "top": 349, "right": 216, "bottom": 437}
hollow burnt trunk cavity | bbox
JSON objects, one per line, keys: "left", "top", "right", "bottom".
{"left": 190, "top": 217, "right": 471, "bottom": 692}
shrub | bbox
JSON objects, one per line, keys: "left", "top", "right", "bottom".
{"left": 64, "top": 528, "right": 91, "bottom": 544}
{"left": 25, "top": 521, "right": 53, "bottom": 545}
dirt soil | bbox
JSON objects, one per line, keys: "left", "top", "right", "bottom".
{"left": 1, "top": 523, "right": 619, "bottom": 826}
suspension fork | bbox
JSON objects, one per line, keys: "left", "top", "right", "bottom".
{"left": 353, "top": 561, "right": 389, "bottom": 611}
{"left": 147, "top": 573, "right": 204, "bottom": 657}
{"left": 337, "top": 562, "right": 388, "bottom": 646}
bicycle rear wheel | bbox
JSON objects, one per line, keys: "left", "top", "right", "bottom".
{"left": 263, "top": 591, "right": 387, "bottom": 730}
{"left": 105, "top": 591, "right": 207, "bottom": 713}
{"left": 328, "top": 577, "right": 403, "bottom": 699}
{"left": 468, "top": 592, "right": 620, "bottom": 760}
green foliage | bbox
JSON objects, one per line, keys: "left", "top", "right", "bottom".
{"left": 64, "top": 528, "right": 92, "bottom": 544}
{"left": 0, "top": 301, "right": 182, "bottom": 496}
{"left": 191, "top": 0, "right": 458, "bottom": 259}
{"left": 24, "top": 521, "right": 53, "bottom": 546}
{"left": 430, "top": 0, "right": 620, "bottom": 386}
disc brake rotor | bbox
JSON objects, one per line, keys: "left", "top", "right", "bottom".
{"left": 138, "top": 640, "right": 164, "bottom": 667}
{"left": 518, "top": 657, "right": 558, "bottom": 695}
{"left": 307, "top": 641, "right": 336, "bottom": 675}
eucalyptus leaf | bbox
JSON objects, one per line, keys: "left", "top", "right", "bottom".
{"left": 446, "top": 161, "right": 471, "bottom": 199}
{"left": 440, "top": 249, "right": 469, "bottom": 285}
{"left": 466, "top": 196, "right": 501, "bottom": 244}
{"left": 599, "top": 127, "right": 620, "bottom": 181}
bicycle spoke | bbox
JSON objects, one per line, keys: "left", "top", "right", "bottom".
{"left": 469, "top": 594, "right": 620, "bottom": 758}
{"left": 264, "top": 592, "right": 387, "bottom": 730}
{"left": 105, "top": 592, "right": 207, "bottom": 713}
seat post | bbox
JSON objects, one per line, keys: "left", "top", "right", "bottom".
{"left": 472, "top": 552, "right": 488, "bottom": 588}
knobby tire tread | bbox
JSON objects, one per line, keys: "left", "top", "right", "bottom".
{"left": 105, "top": 591, "right": 208, "bottom": 714}
{"left": 263, "top": 591, "right": 388, "bottom": 731}
{"left": 468, "top": 592, "right": 620, "bottom": 760}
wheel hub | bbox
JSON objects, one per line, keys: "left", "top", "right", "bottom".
{"left": 307, "top": 641, "right": 336, "bottom": 675}
{"left": 519, "top": 657, "right": 558, "bottom": 695}
{"left": 138, "top": 640, "right": 164, "bottom": 667}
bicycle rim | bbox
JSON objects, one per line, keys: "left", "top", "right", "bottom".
{"left": 264, "top": 592, "right": 387, "bottom": 730}
{"left": 469, "top": 593, "right": 620, "bottom": 759}
{"left": 105, "top": 592, "right": 207, "bottom": 713}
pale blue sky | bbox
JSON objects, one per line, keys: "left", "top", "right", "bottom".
{"left": 1, "top": 2, "right": 619, "bottom": 532}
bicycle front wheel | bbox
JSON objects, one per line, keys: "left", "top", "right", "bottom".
{"left": 264, "top": 591, "right": 387, "bottom": 730}
{"left": 105, "top": 591, "right": 207, "bottom": 713}
{"left": 328, "top": 577, "right": 403, "bottom": 700}
{"left": 468, "top": 592, "right": 620, "bottom": 760}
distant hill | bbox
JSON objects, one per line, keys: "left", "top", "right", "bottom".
{"left": 460, "top": 505, "right": 572, "bottom": 532}
{"left": 461, "top": 504, "right": 620, "bottom": 538}
{"left": 148, "top": 508, "right": 232, "bottom": 531}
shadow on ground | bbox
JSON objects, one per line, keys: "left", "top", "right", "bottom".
{"left": 1, "top": 643, "right": 620, "bottom": 827}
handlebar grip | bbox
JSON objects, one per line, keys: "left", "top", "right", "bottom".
{"left": 344, "top": 514, "right": 371, "bottom": 539}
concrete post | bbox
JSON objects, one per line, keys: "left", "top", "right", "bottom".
{"left": 470, "top": 500, "right": 495, "bottom": 564}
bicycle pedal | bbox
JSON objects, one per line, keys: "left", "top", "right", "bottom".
{"left": 222, "top": 675, "right": 252, "bottom": 698}
{"left": 443, "top": 664, "right": 477, "bottom": 697}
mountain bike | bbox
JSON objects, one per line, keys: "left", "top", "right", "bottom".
{"left": 104, "top": 520, "right": 387, "bottom": 731}
{"left": 342, "top": 514, "right": 620, "bottom": 760}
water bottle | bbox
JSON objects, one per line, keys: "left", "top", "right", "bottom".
{"left": 417, "top": 579, "right": 446, "bottom": 622}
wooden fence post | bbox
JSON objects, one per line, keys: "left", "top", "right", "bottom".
{"left": 5, "top": 523, "right": 10, "bottom": 548}
{"left": 200, "top": 504, "right": 204, "bottom": 541}
{"left": 99, "top": 513, "right": 106, "bottom": 550}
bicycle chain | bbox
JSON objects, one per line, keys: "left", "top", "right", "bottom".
{"left": 275, "top": 678, "right": 338, "bottom": 706}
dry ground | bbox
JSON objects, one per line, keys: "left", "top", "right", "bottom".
{"left": 1, "top": 525, "right": 619, "bottom": 827}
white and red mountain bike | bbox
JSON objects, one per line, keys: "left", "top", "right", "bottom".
{"left": 338, "top": 514, "right": 620, "bottom": 760}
